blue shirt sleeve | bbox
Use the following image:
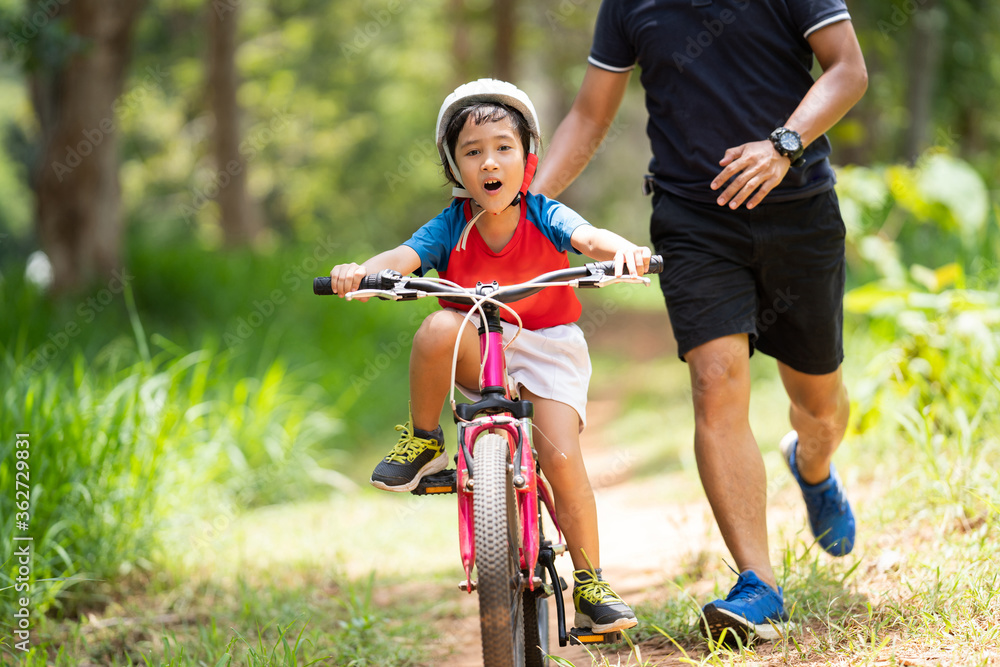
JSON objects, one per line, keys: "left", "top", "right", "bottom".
{"left": 526, "top": 194, "right": 590, "bottom": 254}
{"left": 789, "top": 0, "right": 851, "bottom": 38}
{"left": 402, "top": 201, "right": 464, "bottom": 275}
{"left": 588, "top": 0, "right": 636, "bottom": 72}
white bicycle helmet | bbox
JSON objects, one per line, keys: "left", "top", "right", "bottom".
{"left": 435, "top": 78, "right": 540, "bottom": 200}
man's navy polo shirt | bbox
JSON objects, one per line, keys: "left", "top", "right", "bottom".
{"left": 589, "top": 0, "right": 851, "bottom": 204}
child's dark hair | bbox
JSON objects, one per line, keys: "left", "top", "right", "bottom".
{"left": 442, "top": 103, "right": 539, "bottom": 187}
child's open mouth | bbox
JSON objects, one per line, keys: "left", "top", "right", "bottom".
{"left": 483, "top": 179, "right": 503, "bottom": 193}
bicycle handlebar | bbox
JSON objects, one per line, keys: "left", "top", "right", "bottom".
{"left": 313, "top": 256, "right": 663, "bottom": 303}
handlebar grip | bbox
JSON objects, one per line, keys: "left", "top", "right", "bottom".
{"left": 313, "top": 277, "right": 334, "bottom": 295}
{"left": 313, "top": 269, "right": 403, "bottom": 295}
{"left": 360, "top": 269, "right": 403, "bottom": 290}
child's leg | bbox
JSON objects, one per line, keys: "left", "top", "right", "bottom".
{"left": 409, "top": 310, "right": 481, "bottom": 431}
{"left": 370, "top": 310, "right": 480, "bottom": 492}
{"left": 523, "top": 388, "right": 637, "bottom": 632}
{"left": 520, "top": 388, "right": 599, "bottom": 571}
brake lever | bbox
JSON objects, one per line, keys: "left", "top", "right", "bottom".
{"left": 573, "top": 274, "right": 651, "bottom": 289}
{"left": 345, "top": 289, "right": 401, "bottom": 301}
{"left": 346, "top": 286, "right": 426, "bottom": 301}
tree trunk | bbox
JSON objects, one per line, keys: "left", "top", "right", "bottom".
{"left": 493, "top": 0, "right": 516, "bottom": 82}
{"left": 451, "top": 0, "right": 471, "bottom": 86}
{"left": 902, "top": 2, "right": 943, "bottom": 162}
{"left": 31, "top": 0, "right": 144, "bottom": 294}
{"left": 207, "top": 0, "right": 259, "bottom": 246}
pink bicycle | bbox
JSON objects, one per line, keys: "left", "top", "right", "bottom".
{"left": 314, "top": 255, "right": 662, "bottom": 666}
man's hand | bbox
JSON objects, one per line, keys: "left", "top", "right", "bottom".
{"left": 710, "top": 140, "right": 791, "bottom": 210}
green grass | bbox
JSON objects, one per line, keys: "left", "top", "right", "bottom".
{"left": 6, "top": 569, "right": 436, "bottom": 666}
{"left": 0, "top": 240, "right": 434, "bottom": 664}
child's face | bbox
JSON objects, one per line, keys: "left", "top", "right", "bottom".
{"left": 454, "top": 115, "right": 526, "bottom": 215}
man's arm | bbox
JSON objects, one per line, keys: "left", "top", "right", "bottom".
{"left": 532, "top": 65, "right": 632, "bottom": 199}
{"left": 711, "top": 20, "right": 868, "bottom": 210}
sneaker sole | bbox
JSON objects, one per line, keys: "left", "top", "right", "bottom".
{"left": 573, "top": 612, "right": 638, "bottom": 634}
{"left": 370, "top": 452, "right": 448, "bottom": 493}
{"left": 700, "top": 603, "right": 785, "bottom": 645}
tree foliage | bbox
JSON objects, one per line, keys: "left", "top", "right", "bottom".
{"left": 0, "top": 0, "right": 998, "bottom": 262}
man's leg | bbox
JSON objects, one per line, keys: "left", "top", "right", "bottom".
{"left": 776, "top": 362, "right": 855, "bottom": 556}
{"left": 685, "top": 334, "right": 776, "bottom": 591}
{"left": 777, "top": 363, "right": 849, "bottom": 484}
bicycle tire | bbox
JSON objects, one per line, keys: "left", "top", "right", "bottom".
{"left": 523, "top": 577, "right": 548, "bottom": 666}
{"left": 474, "top": 433, "right": 525, "bottom": 667}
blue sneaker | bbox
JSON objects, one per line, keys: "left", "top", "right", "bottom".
{"left": 700, "top": 570, "right": 789, "bottom": 646}
{"left": 780, "top": 431, "right": 855, "bottom": 556}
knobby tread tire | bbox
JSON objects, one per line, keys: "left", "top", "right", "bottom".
{"left": 523, "top": 586, "right": 547, "bottom": 667}
{"left": 474, "top": 433, "right": 524, "bottom": 667}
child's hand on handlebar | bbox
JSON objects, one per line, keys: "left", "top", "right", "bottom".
{"left": 330, "top": 263, "right": 369, "bottom": 301}
{"left": 613, "top": 245, "right": 653, "bottom": 277}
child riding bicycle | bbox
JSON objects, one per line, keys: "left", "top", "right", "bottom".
{"left": 330, "top": 79, "right": 649, "bottom": 633}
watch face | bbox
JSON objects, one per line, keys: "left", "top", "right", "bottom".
{"left": 779, "top": 133, "right": 801, "bottom": 152}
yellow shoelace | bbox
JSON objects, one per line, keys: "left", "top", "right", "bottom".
{"left": 574, "top": 576, "right": 622, "bottom": 605}
{"left": 384, "top": 423, "right": 439, "bottom": 463}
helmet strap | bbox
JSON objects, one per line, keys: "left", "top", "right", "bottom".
{"left": 519, "top": 153, "right": 538, "bottom": 195}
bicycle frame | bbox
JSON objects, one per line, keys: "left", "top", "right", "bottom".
{"left": 452, "top": 298, "right": 562, "bottom": 595}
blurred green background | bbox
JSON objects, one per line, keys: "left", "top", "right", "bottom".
{"left": 1, "top": 0, "right": 998, "bottom": 665}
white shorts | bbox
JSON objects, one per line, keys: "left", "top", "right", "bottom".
{"left": 450, "top": 310, "right": 592, "bottom": 430}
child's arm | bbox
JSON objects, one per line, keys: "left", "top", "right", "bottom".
{"left": 330, "top": 245, "right": 421, "bottom": 299}
{"left": 570, "top": 225, "right": 652, "bottom": 277}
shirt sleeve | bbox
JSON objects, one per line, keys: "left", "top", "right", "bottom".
{"left": 588, "top": 0, "right": 636, "bottom": 72}
{"left": 402, "top": 201, "right": 463, "bottom": 275}
{"left": 529, "top": 195, "right": 590, "bottom": 254}
{"left": 789, "top": 0, "right": 851, "bottom": 39}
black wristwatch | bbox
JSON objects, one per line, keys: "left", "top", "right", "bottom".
{"left": 769, "top": 127, "right": 805, "bottom": 168}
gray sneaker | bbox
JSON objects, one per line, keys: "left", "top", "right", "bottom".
{"left": 572, "top": 568, "right": 638, "bottom": 633}
{"left": 370, "top": 415, "right": 446, "bottom": 492}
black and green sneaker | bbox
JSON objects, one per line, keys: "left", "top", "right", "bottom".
{"left": 572, "top": 568, "right": 638, "bottom": 633}
{"left": 370, "top": 411, "right": 446, "bottom": 492}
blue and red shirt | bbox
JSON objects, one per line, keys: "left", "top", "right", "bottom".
{"left": 403, "top": 193, "right": 590, "bottom": 330}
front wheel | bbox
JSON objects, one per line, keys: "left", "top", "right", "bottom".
{"left": 474, "top": 433, "right": 525, "bottom": 667}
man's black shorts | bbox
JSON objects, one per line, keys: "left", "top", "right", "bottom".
{"left": 650, "top": 186, "right": 845, "bottom": 375}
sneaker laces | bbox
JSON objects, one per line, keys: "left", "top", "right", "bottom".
{"left": 725, "top": 574, "right": 759, "bottom": 602}
{"left": 806, "top": 475, "right": 847, "bottom": 518}
{"left": 574, "top": 573, "right": 623, "bottom": 606}
{"left": 384, "top": 423, "right": 439, "bottom": 463}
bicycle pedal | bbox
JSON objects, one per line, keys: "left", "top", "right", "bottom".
{"left": 568, "top": 628, "right": 623, "bottom": 645}
{"left": 410, "top": 469, "right": 457, "bottom": 495}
